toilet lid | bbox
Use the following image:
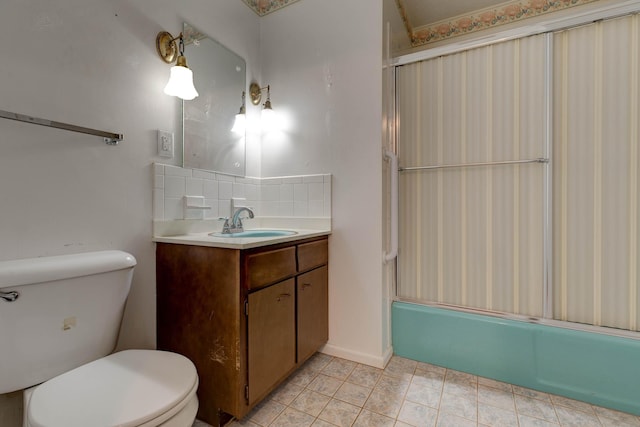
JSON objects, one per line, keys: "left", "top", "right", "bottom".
{"left": 28, "top": 350, "right": 198, "bottom": 427}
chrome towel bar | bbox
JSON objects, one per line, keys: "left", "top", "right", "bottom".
{"left": 399, "top": 157, "right": 548, "bottom": 172}
{"left": 0, "top": 109, "right": 123, "bottom": 145}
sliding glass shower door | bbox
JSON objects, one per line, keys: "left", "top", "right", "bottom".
{"left": 397, "top": 14, "right": 640, "bottom": 332}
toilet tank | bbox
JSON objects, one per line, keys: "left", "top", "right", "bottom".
{"left": 0, "top": 250, "right": 136, "bottom": 394}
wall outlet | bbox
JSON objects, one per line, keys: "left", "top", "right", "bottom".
{"left": 157, "top": 130, "right": 174, "bottom": 158}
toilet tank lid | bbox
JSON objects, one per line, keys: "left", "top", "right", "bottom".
{"left": 28, "top": 350, "right": 198, "bottom": 427}
{"left": 0, "top": 250, "right": 136, "bottom": 289}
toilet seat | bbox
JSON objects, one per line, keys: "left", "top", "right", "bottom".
{"left": 27, "top": 350, "right": 198, "bottom": 427}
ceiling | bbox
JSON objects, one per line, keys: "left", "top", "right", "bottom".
{"left": 242, "top": 0, "right": 600, "bottom": 48}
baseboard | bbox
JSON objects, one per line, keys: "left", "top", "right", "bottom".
{"left": 319, "top": 343, "right": 393, "bottom": 369}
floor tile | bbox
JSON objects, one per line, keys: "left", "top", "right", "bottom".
{"left": 415, "top": 362, "right": 446, "bottom": 375}
{"left": 405, "top": 381, "right": 442, "bottom": 408}
{"left": 247, "top": 399, "right": 286, "bottom": 426}
{"left": 515, "top": 395, "right": 559, "bottom": 424}
{"left": 225, "top": 419, "right": 261, "bottom": 427}
{"left": 513, "top": 385, "right": 551, "bottom": 402}
{"left": 518, "top": 414, "right": 560, "bottom": 426}
{"left": 594, "top": 406, "right": 640, "bottom": 426}
{"left": 270, "top": 407, "right": 315, "bottom": 427}
{"left": 346, "top": 364, "right": 383, "bottom": 388}
{"left": 478, "top": 402, "right": 518, "bottom": 427}
{"left": 307, "top": 374, "right": 343, "bottom": 397}
{"left": 269, "top": 381, "right": 305, "bottom": 405}
{"left": 477, "top": 384, "right": 515, "bottom": 411}
{"left": 436, "top": 412, "right": 477, "bottom": 427}
{"left": 310, "top": 419, "right": 336, "bottom": 427}
{"left": 397, "top": 400, "right": 437, "bottom": 427}
{"left": 599, "top": 417, "right": 640, "bottom": 427}
{"left": 353, "top": 409, "right": 397, "bottom": 427}
{"left": 290, "top": 389, "right": 331, "bottom": 417}
{"left": 208, "top": 353, "right": 640, "bottom": 427}
{"left": 384, "top": 356, "right": 418, "bottom": 378}
{"left": 317, "top": 398, "right": 361, "bottom": 427}
{"left": 364, "top": 387, "right": 405, "bottom": 418}
{"left": 287, "top": 365, "right": 320, "bottom": 388}
{"left": 321, "top": 358, "right": 357, "bottom": 381}
{"left": 333, "top": 381, "right": 371, "bottom": 407}
{"left": 442, "top": 371, "right": 477, "bottom": 398}
{"left": 554, "top": 405, "right": 601, "bottom": 427}
{"left": 304, "top": 353, "right": 334, "bottom": 372}
{"left": 478, "top": 377, "right": 513, "bottom": 393}
{"left": 411, "top": 369, "right": 445, "bottom": 391}
{"left": 439, "top": 392, "right": 477, "bottom": 421}
{"left": 549, "top": 394, "right": 595, "bottom": 415}
{"left": 376, "top": 374, "right": 411, "bottom": 394}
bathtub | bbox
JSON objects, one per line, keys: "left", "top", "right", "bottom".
{"left": 392, "top": 301, "right": 640, "bottom": 415}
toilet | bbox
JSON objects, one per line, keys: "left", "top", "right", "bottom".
{"left": 0, "top": 250, "right": 199, "bottom": 427}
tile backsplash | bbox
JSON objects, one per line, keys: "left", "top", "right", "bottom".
{"left": 153, "top": 164, "right": 331, "bottom": 221}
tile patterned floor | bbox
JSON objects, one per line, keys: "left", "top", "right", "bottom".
{"left": 193, "top": 354, "right": 640, "bottom": 427}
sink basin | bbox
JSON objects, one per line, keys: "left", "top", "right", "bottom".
{"left": 210, "top": 229, "right": 298, "bottom": 238}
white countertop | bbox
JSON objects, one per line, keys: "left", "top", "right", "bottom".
{"left": 153, "top": 218, "right": 331, "bottom": 250}
{"left": 153, "top": 229, "right": 330, "bottom": 250}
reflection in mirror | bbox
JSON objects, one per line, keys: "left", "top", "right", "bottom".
{"left": 182, "top": 23, "right": 246, "bottom": 176}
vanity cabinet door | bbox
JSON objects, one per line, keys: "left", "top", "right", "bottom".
{"left": 297, "top": 266, "right": 329, "bottom": 363}
{"left": 247, "top": 279, "right": 296, "bottom": 405}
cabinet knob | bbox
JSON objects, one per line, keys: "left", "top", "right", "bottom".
{"left": 301, "top": 283, "right": 312, "bottom": 290}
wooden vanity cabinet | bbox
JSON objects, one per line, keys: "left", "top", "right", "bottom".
{"left": 156, "top": 236, "right": 328, "bottom": 427}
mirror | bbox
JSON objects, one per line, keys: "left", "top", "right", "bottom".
{"left": 182, "top": 22, "right": 246, "bottom": 176}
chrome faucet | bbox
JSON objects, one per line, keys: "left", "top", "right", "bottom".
{"left": 221, "top": 207, "right": 254, "bottom": 234}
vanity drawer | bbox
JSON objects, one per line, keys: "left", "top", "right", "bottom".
{"left": 297, "top": 239, "right": 328, "bottom": 272}
{"left": 245, "top": 247, "right": 296, "bottom": 289}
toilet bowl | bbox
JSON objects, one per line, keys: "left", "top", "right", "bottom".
{"left": 0, "top": 250, "right": 199, "bottom": 427}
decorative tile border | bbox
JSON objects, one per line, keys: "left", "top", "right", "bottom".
{"left": 404, "top": 0, "right": 600, "bottom": 47}
{"left": 241, "top": 0, "right": 302, "bottom": 16}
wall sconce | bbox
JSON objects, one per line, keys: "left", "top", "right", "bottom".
{"left": 156, "top": 31, "right": 199, "bottom": 101}
{"left": 249, "top": 82, "right": 275, "bottom": 126}
{"left": 231, "top": 91, "right": 246, "bottom": 135}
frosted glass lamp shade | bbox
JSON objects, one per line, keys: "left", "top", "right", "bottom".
{"left": 261, "top": 106, "right": 276, "bottom": 132}
{"left": 231, "top": 113, "right": 246, "bottom": 134}
{"left": 163, "top": 65, "right": 199, "bottom": 101}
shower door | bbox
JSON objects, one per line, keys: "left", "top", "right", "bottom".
{"left": 396, "top": 34, "right": 548, "bottom": 318}
{"left": 396, "top": 14, "right": 640, "bottom": 332}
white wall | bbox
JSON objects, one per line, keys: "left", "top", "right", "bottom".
{"left": 0, "top": 0, "right": 260, "bottom": 354}
{"left": 259, "top": 0, "right": 389, "bottom": 366}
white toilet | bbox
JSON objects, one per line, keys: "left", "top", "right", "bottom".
{"left": 0, "top": 250, "right": 199, "bottom": 427}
